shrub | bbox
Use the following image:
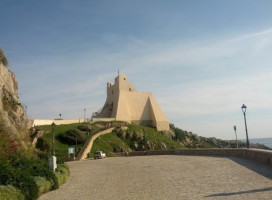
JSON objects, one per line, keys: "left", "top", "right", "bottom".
{"left": 34, "top": 176, "right": 52, "bottom": 196}
{"left": 54, "top": 164, "right": 70, "bottom": 187}
{"left": 0, "top": 118, "right": 21, "bottom": 158}
{"left": 170, "top": 124, "right": 186, "bottom": 141}
{"left": 0, "top": 152, "right": 59, "bottom": 200}
{"left": 0, "top": 185, "right": 24, "bottom": 200}
{"left": 58, "top": 129, "right": 86, "bottom": 145}
{"left": 36, "top": 137, "right": 51, "bottom": 152}
{"left": 77, "top": 125, "right": 91, "bottom": 132}
{"left": 0, "top": 160, "right": 39, "bottom": 200}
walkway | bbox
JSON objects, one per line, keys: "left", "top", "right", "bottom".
{"left": 39, "top": 155, "right": 272, "bottom": 200}
{"left": 76, "top": 127, "right": 115, "bottom": 160}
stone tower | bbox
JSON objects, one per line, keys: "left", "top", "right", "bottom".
{"left": 93, "top": 74, "right": 169, "bottom": 131}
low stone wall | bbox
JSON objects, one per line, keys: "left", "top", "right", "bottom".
{"left": 91, "top": 118, "right": 117, "bottom": 122}
{"left": 126, "top": 148, "right": 272, "bottom": 166}
{"left": 32, "top": 119, "right": 85, "bottom": 127}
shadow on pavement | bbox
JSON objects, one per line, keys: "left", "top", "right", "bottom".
{"left": 204, "top": 187, "right": 272, "bottom": 197}
{"left": 227, "top": 156, "right": 272, "bottom": 180}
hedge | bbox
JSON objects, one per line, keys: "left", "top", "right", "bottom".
{"left": 0, "top": 152, "right": 70, "bottom": 200}
{"left": 0, "top": 185, "right": 24, "bottom": 200}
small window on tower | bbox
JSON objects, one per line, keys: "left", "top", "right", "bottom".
{"left": 112, "top": 90, "right": 114, "bottom": 95}
{"left": 129, "top": 88, "right": 132, "bottom": 91}
{"left": 124, "top": 77, "right": 126, "bottom": 80}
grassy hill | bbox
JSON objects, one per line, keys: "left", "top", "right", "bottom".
{"left": 35, "top": 123, "right": 101, "bottom": 161}
{"left": 90, "top": 124, "right": 183, "bottom": 157}
{"left": 35, "top": 121, "right": 219, "bottom": 160}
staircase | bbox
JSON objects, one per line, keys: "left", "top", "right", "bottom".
{"left": 76, "top": 127, "right": 115, "bottom": 160}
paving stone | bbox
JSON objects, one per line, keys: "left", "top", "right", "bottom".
{"left": 39, "top": 155, "right": 272, "bottom": 200}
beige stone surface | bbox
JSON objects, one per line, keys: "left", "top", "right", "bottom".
{"left": 32, "top": 119, "right": 85, "bottom": 127}
{"left": 93, "top": 74, "right": 169, "bottom": 131}
{"left": 39, "top": 155, "right": 272, "bottom": 200}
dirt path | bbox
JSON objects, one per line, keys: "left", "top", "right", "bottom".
{"left": 39, "top": 155, "right": 272, "bottom": 200}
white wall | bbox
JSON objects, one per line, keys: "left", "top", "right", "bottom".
{"left": 32, "top": 118, "right": 85, "bottom": 127}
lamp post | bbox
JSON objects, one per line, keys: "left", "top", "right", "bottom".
{"left": 233, "top": 125, "right": 238, "bottom": 148}
{"left": 51, "top": 122, "right": 56, "bottom": 156}
{"left": 241, "top": 104, "right": 249, "bottom": 149}
{"left": 84, "top": 108, "right": 86, "bottom": 123}
{"left": 49, "top": 122, "right": 57, "bottom": 171}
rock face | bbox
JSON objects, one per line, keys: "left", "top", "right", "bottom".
{"left": 0, "top": 52, "right": 29, "bottom": 143}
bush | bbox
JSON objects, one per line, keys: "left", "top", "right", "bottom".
{"left": 36, "top": 137, "right": 51, "bottom": 152}
{"left": 0, "top": 118, "right": 21, "bottom": 158}
{"left": 0, "top": 185, "right": 24, "bottom": 200}
{"left": 170, "top": 124, "right": 186, "bottom": 141}
{"left": 34, "top": 177, "right": 52, "bottom": 196}
{"left": 58, "top": 129, "right": 87, "bottom": 145}
{"left": 51, "top": 163, "right": 69, "bottom": 189}
{"left": 77, "top": 125, "right": 91, "bottom": 132}
{"left": 0, "top": 152, "right": 59, "bottom": 200}
{"left": 0, "top": 160, "right": 39, "bottom": 200}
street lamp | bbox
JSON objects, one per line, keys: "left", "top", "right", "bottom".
{"left": 51, "top": 122, "right": 56, "bottom": 156}
{"left": 233, "top": 125, "right": 238, "bottom": 148}
{"left": 84, "top": 109, "right": 86, "bottom": 123}
{"left": 241, "top": 104, "right": 249, "bottom": 148}
{"left": 49, "top": 122, "right": 57, "bottom": 171}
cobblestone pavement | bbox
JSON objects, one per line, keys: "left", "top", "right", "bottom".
{"left": 39, "top": 155, "right": 272, "bottom": 200}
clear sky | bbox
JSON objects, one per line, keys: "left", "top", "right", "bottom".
{"left": 1, "top": 0, "right": 272, "bottom": 140}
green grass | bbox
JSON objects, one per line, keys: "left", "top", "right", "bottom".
{"left": 37, "top": 122, "right": 215, "bottom": 161}
{"left": 91, "top": 133, "right": 132, "bottom": 157}
{"left": 127, "top": 124, "right": 183, "bottom": 149}
{"left": 91, "top": 124, "right": 183, "bottom": 157}
{"left": 37, "top": 123, "right": 99, "bottom": 161}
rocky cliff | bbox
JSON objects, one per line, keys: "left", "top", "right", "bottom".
{"left": 0, "top": 49, "right": 29, "bottom": 144}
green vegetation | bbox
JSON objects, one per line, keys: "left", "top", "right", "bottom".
{"left": 0, "top": 150, "right": 70, "bottom": 200}
{"left": 170, "top": 124, "right": 186, "bottom": 141}
{"left": 34, "top": 176, "right": 52, "bottom": 196}
{"left": 59, "top": 128, "right": 87, "bottom": 145}
{"left": 91, "top": 133, "right": 131, "bottom": 157}
{"left": 36, "top": 123, "right": 100, "bottom": 161}
{"left": 91, "top": 123, "right": 183, "bottom": 157}
{"left": 0, "top": 185, "right": 24, "bottom": 200}
{"left": 55, "top": 163, "right": 70, "bottom": 187}
{"left": 33, "top": 121, "right": 217, "bottom": 160}
{"left": 0, "top": 117, "right": 70, "bottom": 200}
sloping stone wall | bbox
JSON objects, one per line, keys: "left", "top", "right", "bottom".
{"left": 123, "top": 148, "right": 272, "bottom": 166}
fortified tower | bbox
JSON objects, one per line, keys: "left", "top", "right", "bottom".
{"left": 93, "top": 74, "right": 169, "bottom": 131}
